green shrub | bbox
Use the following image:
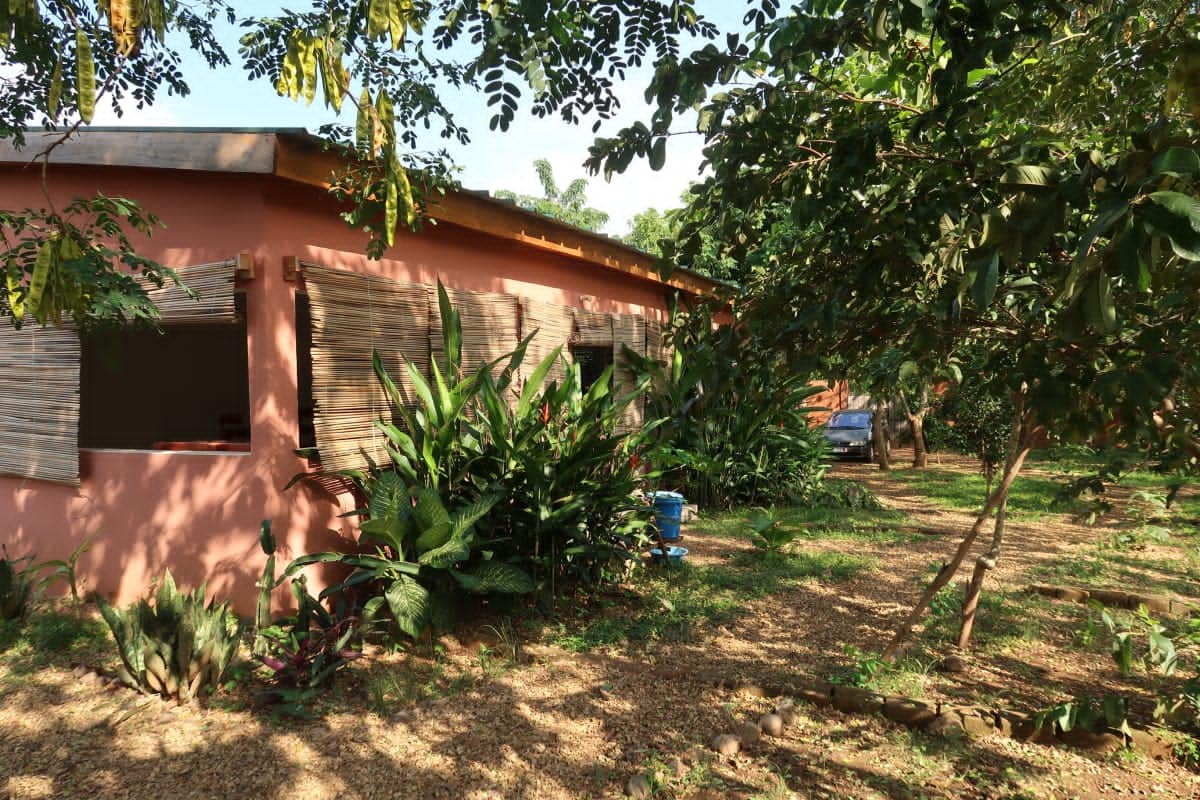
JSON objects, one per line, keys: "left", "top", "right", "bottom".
{"left": 630, "top": 304, "right": 829, "bottom": 510}
{"left": 296, "top": 282, "right": 654, "bottom": 626}
{"left": 291, "top": 482, "right": 531, "bottom": 640}
{"left": 253, "top": 521, "right": 361, "bottom": 705}
{"left": 97, "top": 572, "right": 240, "bottom": 702}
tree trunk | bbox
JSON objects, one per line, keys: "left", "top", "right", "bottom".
{"left": 910, "top": 413, "right": 928, "bottom": 468}
{"left": 956, "top": 493, "right": 1008, "bottom": 650}
{"left": 872, "top": 400, "right": 891, "bottom": 471}
{"left": 898, "top": 386, "right": 930, "bottom": 468}
{"left": 882, "top": 402, "right": 1032, "bottom": 662}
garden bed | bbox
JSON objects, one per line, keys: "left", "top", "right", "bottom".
{"left": 3, "top": 455, "right": 1200, "bottom": 798}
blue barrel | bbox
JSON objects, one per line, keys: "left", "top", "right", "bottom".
{"left": 649, "top": 491, "right": 685, "bottom": 541}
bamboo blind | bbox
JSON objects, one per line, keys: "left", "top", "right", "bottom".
{"left": 141, "top": 260, "right": 238, "bottom": 322}
{"left": 645, "top": 319, "right": 665, "bottom": 364}
{"left": 0, "top": 324, "right": 81, "bottom": 485}
{"left": 613, "top": 314, "right": 647, "bottom": 433}
{"left": 304, "top": 264, "right": 432, "bottom": 472}
{"left": 519, "top": 298, "right": 575, "bottom": 388}
{"left": 572, "top": 309, "right": 614, "bottom": 347}
{"left": 429, "top": 286, "right": 520, "bottom": 379}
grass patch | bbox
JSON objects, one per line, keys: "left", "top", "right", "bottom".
{"left": 917, "top": 579, "right": 1046, "bottom": 652}
{"left": 689, "top": 504, "right": 918, "bottom": 545}
{"left": 0, "top": 608, "right": 111, "bottom": 677}
{"left": 550, "top": 550, "right": 873, "bottom": 653}
{"left": 892, "top": 468, "right": 1085, "bottom": 519}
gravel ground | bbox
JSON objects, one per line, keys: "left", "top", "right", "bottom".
{"left": 3, "top": 455, "right": 1199, "bottom": 799}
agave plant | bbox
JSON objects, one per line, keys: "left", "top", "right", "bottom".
{"left": 97, "top": 571, "right": 240, "bottom": 702}
{"left": 0, "top": 550, "right": 34, "bottom": 622}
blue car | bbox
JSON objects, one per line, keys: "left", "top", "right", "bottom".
{"left": 823, "top": 410, "right": 878, "bottom": 461}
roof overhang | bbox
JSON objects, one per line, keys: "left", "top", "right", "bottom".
{"left": 0, "top": 128, "right": 726, "bottom": 298}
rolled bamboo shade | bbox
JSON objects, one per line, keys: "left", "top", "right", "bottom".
{"left": 572, "top": 309, "right": 613, "bottom": 347}
{"left": 613, "top": 314, "right": 647, "bottom": 433}
{"left": 0, "top": 324, "right": 81, "bottom": 485}
{"left": 429, "top": 286, "right": 520, "bottom": 380}
{"left": 141, "top": 259, "right": 238, "bottom": 322}
{"left": 303, "top": 263, "right": 432, "bottom": 472}
{"left": 645, "top": 319, "right": 664, "bottom": 364}
{"left": 519, "top": 298, "right": 575, "bottom": 388}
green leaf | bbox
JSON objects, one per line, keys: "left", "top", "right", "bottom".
{"left": 516, "top": 346, "right": 561, "bottom": 418}
{"left": 417, "top": 535, "right": 471, "bottom": 568}
{"left": 970, "top": 250, "right": 999, "bottom": 308}
{"left": 1001, "top": 164, "right": 1057, "bottom": 188}
{"left": 649, "top": 137, "right": 666, "bottom": 171}
{"left": 367, "top": 471, "right": 407, "bottom": 520}
{"left": 1082, "top": 271, "right": 1117, "bottom": 334}
{"left": 452, "top": 561, "right": 534, "bottom": 595}
{"left": 385, "top": 575, "right": 431, "bottom": 639}
{"left": 1148, "top": 191, "right": 1200, "bottom": 233}
{"left": 1152, "top": 147, "right": 1200, "bottom": 177}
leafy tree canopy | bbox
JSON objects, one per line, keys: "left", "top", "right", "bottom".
{"left": 1, "top": 0, "right": 715, "bottom": 326}
{"left": 494, "top": 158, "right": 608, "bottom": 232}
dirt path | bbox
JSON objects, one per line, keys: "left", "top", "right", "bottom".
{"left": 3, "top": 460, "right": 1199, "bottom": 799}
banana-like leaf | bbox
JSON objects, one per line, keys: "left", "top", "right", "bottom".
{"left": 417, "top": 535, "right": 471, "bottom": 568}
{"left": 516, "top": 346, "right": 562, "bottom": 419}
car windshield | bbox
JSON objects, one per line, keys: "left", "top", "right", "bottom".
{"left": 828, "top": 412, "right": 871, "bottom": 430}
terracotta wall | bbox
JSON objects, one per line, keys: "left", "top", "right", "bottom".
{"left": 807, "top": 381, "right": 850, "bottom": 426}
{"left": 0, "top": 165, "right": 668, "bottom": 613}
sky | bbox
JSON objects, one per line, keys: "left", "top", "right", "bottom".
{"left": 91, "top": 1, "right": 751, "bottom": 237}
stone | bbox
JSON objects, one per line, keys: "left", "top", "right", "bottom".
{"left": 1088, "top": 588, "right": 1131, "bottom": 608}
{"left": 1060, "top": 729, "right": 1124, "bottom": 754}
{"left": 831, "top": 686, "right": 885, "bottom": 715}
{"left": 71, "top": 665, "right": 88, "bottom": 678}
{"left": 1011, "top": 718, "right": 1059, "bottom": 745}
{"left": 958, "top": 712, "right": 997, "bottom": 739}
{"left": 710, "top": 734, "right": 740, "bottom": 757}
{"left": 795, "top": 682, "right": 833, "bottom": 707}
{"left": 737, "top": 721, "right": 761, "bottom": 746}
{"left": 937, "top": 655, "right": 966, "bottom": 674}
{"left": 1127, "top": 729, "right": 1174, "bottom": 759}
{"left": 668, "top": 757, "right": 688, "bottom": 778}
{"left": 79, "top": 671, "right": 100, "bottom": 687}
{"left": 883, "top": 697, "right": 937, "bottom": 727}
{"left": 925, "top": 714, "right": 965, "bottom": 737}
{"left": 759, "top": 713, "right": 784, "bottom": 737}
{"left": 1127, "top": 594, "right": 1172, "bottom": 615}
{"left": 625, "top": 774, "right": 652, "bottom": 798}
{"left": 736, "top": 682, "right": 767, "bottom": 699}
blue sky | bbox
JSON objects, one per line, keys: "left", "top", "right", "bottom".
{"left": 97, "top": 1, "right": 750, "bottom": 236}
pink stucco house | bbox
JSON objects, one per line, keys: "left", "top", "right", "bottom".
{"left": 0, "top": 128, "right": 725, "bottom": 612}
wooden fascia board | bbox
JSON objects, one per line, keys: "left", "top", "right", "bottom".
{"left": 271, "top": 134, "right": 719, "bottom": 297}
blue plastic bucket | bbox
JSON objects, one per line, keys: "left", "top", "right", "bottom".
{"left": 650, "top": 546, "right": 688, "bottom": 564}
{"left": 649, "top": 491, "right": 685, "bottom": 541}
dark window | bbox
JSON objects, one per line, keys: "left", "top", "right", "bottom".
{"left": 571, "top": 345, "right": 614, "bottom": 391}
{"left": 296, "top": 293, "right": 316, "bottom": 450}
{"left": 79, "top": 295, "right": 250, "bottom": 451}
